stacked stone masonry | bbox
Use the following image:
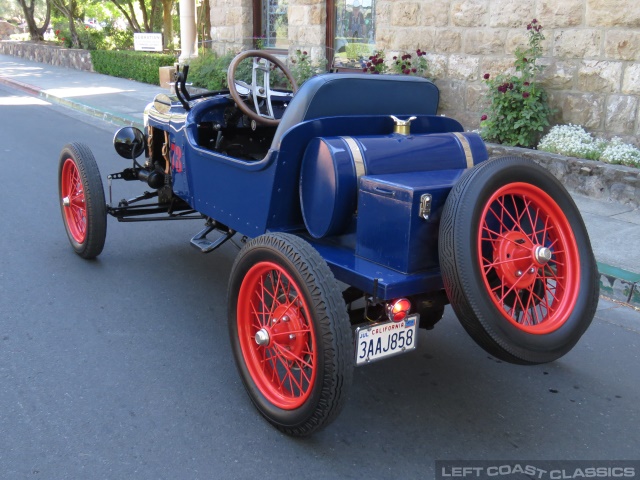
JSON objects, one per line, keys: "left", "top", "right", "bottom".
{"left": 0, "top": 41, "right": 93, "bottom": 72}
{"left": 208, "top": 0, "right": 640, "bottom": 145}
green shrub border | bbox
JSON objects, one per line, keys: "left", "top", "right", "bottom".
{"left": 90, "top": 50, "right": 176, "bottom": 85}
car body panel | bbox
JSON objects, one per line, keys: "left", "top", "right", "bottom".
{"left": 143, "top": 73, "right": 488, "bottom": 298}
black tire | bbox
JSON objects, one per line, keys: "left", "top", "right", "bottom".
{"left": 58, "top": 142, "right": 107, "bottom": 259}
{"left": 228, "top": 233, "right": 354, "bottom": 436}
{"left": 439, "top": 156, "right": 599, "bottom": 365}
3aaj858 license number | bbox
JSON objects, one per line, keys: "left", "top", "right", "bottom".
{"left": 354, "top": 315, "right": 419, "bottom": 365}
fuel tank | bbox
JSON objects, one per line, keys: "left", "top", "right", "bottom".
{"left": 299, "top": 132, "right": 488, "bottom": 238}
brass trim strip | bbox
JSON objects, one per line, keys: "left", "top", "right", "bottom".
{"left": 341, "top": 136, "right": 366, "bottom": 177}
{"left": 453, "top": 132, "right": 474, "bottom": 169}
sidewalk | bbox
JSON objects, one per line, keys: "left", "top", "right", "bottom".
{"left": 0, "top": 54, "right": 162, "bottom": 128}
{"left": 1, "top": 54, "right": 639, "bottom": 308}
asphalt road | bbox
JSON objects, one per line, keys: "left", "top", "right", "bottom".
{"left": 1, "top": 84, "right": 639, "bottom": 479}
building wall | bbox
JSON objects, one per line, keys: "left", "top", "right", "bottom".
{"left": 209, "top": 0, "right": 254, "bottom": 54}
{"left": 209, "top": 0, "right": 640, "bottom": 144}
{"left": 288, "top": 0, "right": 326, "bottom": 61}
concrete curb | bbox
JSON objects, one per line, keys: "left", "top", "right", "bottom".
{"left": 598, "top": 263, "right": 640, "bottom": 308}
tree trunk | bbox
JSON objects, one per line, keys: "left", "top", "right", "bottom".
{"left": 162, "top": 0, "right": 173, "bottom": 49}
{"left": 52, "top": 0, "right": 81, "bottom": 48}
{"left": 126, "top": 0, "right": 142, "bottom": 31}
{"left": 149, "top": 0, "right": 160, "bottom": 32}
{"left": 38, "top": 0, "right": 51, "bottom": 39}
{"left": 137, "top": 0, "right": 150, "bottom": 32}
{"left": 109, "top": 0, "right": 141, "bottom": 33}
{"left": 16, "top": 0, "right": 51, "bottom": 42}
{"left": 67, "top": 17, "right": 81, "bottom": 48}
{"left": 108, "top": 0, "right": 142, "bottom": 32}
{"left": 198, "top": 0, "right": 211, "bottom": 44}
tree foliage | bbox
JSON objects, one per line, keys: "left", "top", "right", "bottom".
{"left": 108, "top": 0, "right": 160, "bottom": 33}
{"left": 0, "top": 0, "right": 25, "bottom": 22}
{"left": 107, "top": 0, "right": 175, "bottom": 48}
{"left": 13, "top": 0, "right": 177, "bottom": 50}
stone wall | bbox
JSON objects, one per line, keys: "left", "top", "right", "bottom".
{"left": 288, "top": 0, "right": 326, "bottom": 62}
{"left": 208, "top": 0, "right": 640, "bottom": 145}
{"left": 209, "top": 0, "right": 254, "bottom": 54}
{"left": 375, "top": 0, "right": 640, "bottom": 146}
{"left": 0, "top": 41, "right": 93, "bottom": 71}
{"left": 208, "top": 0, "right": 327, "bottom": 62}
{"left": 488, "top": 144, "right": 640, "bottom": 207}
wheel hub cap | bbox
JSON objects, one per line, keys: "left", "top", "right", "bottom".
{"left": 493, "top": 232, "right": 557, "bottom": 290}
{"left": 493, "top": 231, "right": 537, "bottom": 288}
{"left": 260, "top": 304, "right": 308, "bottom": 362}
{"left": 534, "top": 246, "right": 552, "bottom": 265}
{"left": 255, "top": 328, "right": 270, "bottom": 346}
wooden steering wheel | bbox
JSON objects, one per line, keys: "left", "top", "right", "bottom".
{"left": 227, "top": 50, "right": 299, "bottom": 127}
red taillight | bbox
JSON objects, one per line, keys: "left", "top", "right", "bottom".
{"left": 386, "top": 298, "right": 411, "bottom": 322}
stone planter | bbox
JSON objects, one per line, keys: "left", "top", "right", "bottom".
{"left": 487, "top": 144, "right": 640, "bottom": 208}
{"left": 0, "top": 40, "right": 93, "bottom": 72}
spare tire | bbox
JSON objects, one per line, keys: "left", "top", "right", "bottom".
{"left": 439, "top": 156, "right": 599, "bottom": 365}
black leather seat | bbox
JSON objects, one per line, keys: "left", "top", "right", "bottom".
{"left": 271, "top": 73, "right": 440, "bottom": 149}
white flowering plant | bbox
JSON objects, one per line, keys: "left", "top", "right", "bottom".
{"left": 537, "top": 124, "right": 605, "bottom": 160}
{"left": 601, "top": 138, "right": 640, "bottom": 167}
{"left": 537, "top": 124, "right": 640, "bottom": 168}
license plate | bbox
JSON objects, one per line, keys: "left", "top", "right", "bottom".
{"left": 354, "top": 315, "right": 419, "bottom": 366}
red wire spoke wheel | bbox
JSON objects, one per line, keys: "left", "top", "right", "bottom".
{"left": 439, "top": 156, "right": 598, "bottom": 365}
{"left": 58, "top": 143, "right": 107, "bottom": 259}
{"left": 478, "top": 182, "right": 580, "bottom": 334}
{"left": 228, "top": 233, "right": 353, "bottom": 436}
{"left": 237, "top": 261, "right": 317, "bottom": 409}
{"left": 61, "top": 158, "right": 88, "bottom": 244}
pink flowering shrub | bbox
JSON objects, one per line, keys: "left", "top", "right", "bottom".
{"left": 480, "top": 19, "right": 553, "bottom": 148}
{"left": 390, "top": 49, "right": 429, "bottom": 77}
{"left": 361, "top": 49, "right": 430, "bottom": 78}
{"left": 362, "top": 51, "right": 387, "bottom": 74}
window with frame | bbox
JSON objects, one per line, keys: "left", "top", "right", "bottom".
{"left": 331, "top": 0, "right": 376, "bottom": 69}
{"left": 257, "top": 0, "right": 289, "bottom": 49}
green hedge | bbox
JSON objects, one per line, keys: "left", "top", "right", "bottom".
{"left": 186, "top": 50, "right": 235, "bottom": 91}
{"left": 90, "top": 50, "right": 177, "bottom": 85}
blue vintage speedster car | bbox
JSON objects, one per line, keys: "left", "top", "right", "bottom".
{"left": 58, "top": 51, "right": 598, "bottom": 436}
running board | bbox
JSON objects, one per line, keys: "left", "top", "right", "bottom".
{"left": 190, "top": 223, "right": 235, "bottom": 253}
